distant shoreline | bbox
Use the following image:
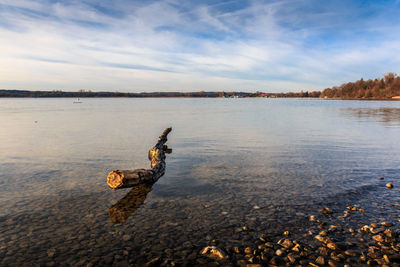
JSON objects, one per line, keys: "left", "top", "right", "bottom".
{"left": 1, "top": 89, "right": 399, "bottom": 100}
{"left": 0, "top": 89, "right": 320, "bottom": 98}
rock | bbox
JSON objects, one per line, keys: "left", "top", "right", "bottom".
{"left": 367, "top": 251, "right": 382, "bottom": 259}
{"left": 319, "top": 230, "right": 328, "bottom": 236}
{"left": 316, "top": 256, "right": 325, "bottom": 265}
{"left": 372, "top": 234, "right": 384, "bottom": 242}
{"left": 370, "top": 227, "right": 385, "bottom": 234}
{"left": 315, "top": 235, "right": 330, "bottom": 243}
{"left": 383, "top": 254, "right": 390, "bottom": 264}
{"left": 319, "top": 208, "right": 334, "bottom": 214}
{"left": 310, "top": 215, "right": 316, "bottom": 221}
{"left": 380, "top": 222, "right": 393, "bottom": 227}
{"left": 328, "top": 225, "right": 337, "bottom": 231}
{"left": 264, "top": 242, "right": 274, "bottom": 248}
{"left": 200, "top": 246, "right": 227, "bottom": 260}
{"left": 287, "top": 253, "right": 298, "bottom": 263}
{"left": 253, "top": 205, "right": 260, "bottom": 209}
{"left": 386, "top": 183, "right": 393, "bottom": 189}
{"left": 344, "top": 250, "right": 360, "bottom": 257}
{"left": 326, "top": 242, "right": 340, "bottom": 251}
{"left": 292, "top": 243, "right": 301, "bottom": 252}
{"left": 47, "top": 248, "right": 56, "bottom": 258}
{"left": 279, "top": 239, "right": 293, "bottom": 249}
{"left": 328, "top": 259, "right": 339, "bottom": 267}
{"left": 122, "top": 235, "right": 131, "bottom": 241}
{"left": 379, "top": 177, "right": 384, "bottom": 180}
{"left": 283, "top": 231, "right": 290, "bottom": 236}
{"left": 244, "top": 247, "right": 252, "bottom": 254}
{"left": 275, "top": 249, "right": 284, "bottom": 257}
{"left": 384, "top": 228, "right": 396, "bottom": 238}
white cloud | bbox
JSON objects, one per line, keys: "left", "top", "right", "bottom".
{"left": 0, "top": 0, "right": 399, "bottom": 92}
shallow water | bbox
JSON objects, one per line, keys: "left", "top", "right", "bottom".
{"left": 0, "top": 98, "right": 400, "bottom": 265}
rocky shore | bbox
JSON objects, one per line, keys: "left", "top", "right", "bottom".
{"left": 197, "top": 205, "right": 400, "bottom": 267}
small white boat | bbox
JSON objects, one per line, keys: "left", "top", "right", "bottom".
{"left": 73, "top": 98, "right": 82, "bottom": 103}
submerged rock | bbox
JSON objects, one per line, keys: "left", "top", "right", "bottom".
{"left": 200, "top": 246, "right": 227, "bottom": 260}
{"left": 319, "top": 207, "right": 334, "bottom": 214}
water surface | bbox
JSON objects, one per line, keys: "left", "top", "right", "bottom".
{"left": 1, "top": 98, "right": 399, "bottom": 265}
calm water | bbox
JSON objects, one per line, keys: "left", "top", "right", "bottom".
{"left": 1, "top": 98, "right": 400, "bottom": 265}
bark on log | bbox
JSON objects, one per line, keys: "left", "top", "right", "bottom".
{"left": 106, "top": 127, "right": 172, "bottom": 189}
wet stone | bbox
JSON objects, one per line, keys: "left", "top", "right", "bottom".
{"left": 316, "top": 255, "right": 325, "bottom": 265}
{"left": 372, "top": 234, "right": 384, "bottom": 242}
{"left": 328, "top": 259, "right": 339, "bottom": 267}
{"left": 275, "top": 249, "right": 284, "bottom": 257}
{"left": 200, "top": 246, "right": 227, "bottom": 260}
{"left": 380, "top": 222, "right": 393, "bottom": 227}
{"left": 386, "top": 183, "right": 393, "bottom": 189}
{"left": 319, "top": 208, "right": 334, "bottom": 215}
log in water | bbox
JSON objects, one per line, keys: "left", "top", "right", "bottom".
{"left": 106, "top": 127, "right": 172, "bottom": 189}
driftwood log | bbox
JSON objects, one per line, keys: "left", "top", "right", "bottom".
{"left": 106, "top": 127, "right": 172, "bottom": 189}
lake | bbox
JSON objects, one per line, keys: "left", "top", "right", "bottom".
{"left": 1, "top": 98, "right": 400, "bottom": 266}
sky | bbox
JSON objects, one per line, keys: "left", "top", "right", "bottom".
{"left": 0, "top": 0, "right": 400, "bottom": 92}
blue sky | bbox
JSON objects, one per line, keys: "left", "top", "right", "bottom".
{"left": 0, "top": 0, "right": 399, "bottom": 92}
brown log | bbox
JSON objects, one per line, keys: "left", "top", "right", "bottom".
{"left": 106, "top": 127, "right": 172, "bottom": 189}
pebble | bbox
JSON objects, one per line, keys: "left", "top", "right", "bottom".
{"left": 344, "top": 250, "right": 360, "bottom": 257}
{"left": 319, "top": 230, "right": 328, "bottom": 236}
{"left": 326, "top": 242, "right": 340, "bottom": 251}
{"left": 319, "top": 207, "right": 334, "bottom": 214}
{"left": 372, "top": 235, "right": 385, "bottom": 242}
{"left": 280, "top": 239, "right": 293, "bottom": 249}
{"left": 275, "top": 249, "right": 284, "bottom": 257}
{"left": 200, "top": 246, "right": 227, "bottom": 260}
{"left": 122, "top": 235, "right": 131, "bottom": 241}
{"left": 244, "top": 247, "right": 252, "bottom": 254}
{"left": 316, "top": 255, "right": 325, "bottom": 265}
{"left": 47, "top": 248, "right": 56, "bottom": 258}
{"left": 283, "top": 231, "right": 290, "bottom": 236}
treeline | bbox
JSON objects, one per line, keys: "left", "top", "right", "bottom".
{"left": 0, "top": 89, "right": 321, "bottom": 98}
{"left": 321, "top": 73, "right": 400, "bottom": 99}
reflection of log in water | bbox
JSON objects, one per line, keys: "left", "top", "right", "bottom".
{"left": 108, "top": 183, "right": 153, "bottom": 224}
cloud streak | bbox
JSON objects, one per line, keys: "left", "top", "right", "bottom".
{"left": 0, "top": 0, "right": 400, "bottom": 92}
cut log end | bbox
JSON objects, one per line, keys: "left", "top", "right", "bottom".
{"left": 107, "top": 170, "right": 124, "bottom": 189}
